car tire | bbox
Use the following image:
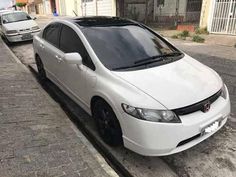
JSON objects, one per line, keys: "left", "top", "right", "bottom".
{"left": 35, "top": 55, "right": 47, "bottom": 82}
{"left": 93, "top": 99, "right": 123, "bottom": 146}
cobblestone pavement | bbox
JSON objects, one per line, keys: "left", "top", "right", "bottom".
{"left": 0, "top": 39, "right": 118, "bottom": 177}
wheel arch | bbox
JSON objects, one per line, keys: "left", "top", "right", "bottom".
{"left": 90, "top": 94, "right": 125, "bottom": 135}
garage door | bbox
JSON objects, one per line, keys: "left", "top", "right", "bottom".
{"left": 82, "top": 0, "right": 113, "bottom": 16}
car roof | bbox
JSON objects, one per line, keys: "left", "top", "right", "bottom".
{"left": 1, "top": 10, "right": 26, "bottom": 15}
{"left": 69, "top": 16, "right": 138, "bottom": 27}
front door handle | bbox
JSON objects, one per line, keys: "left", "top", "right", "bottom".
{"left": 55, "top": 55, "right": 63, "bottom": 63}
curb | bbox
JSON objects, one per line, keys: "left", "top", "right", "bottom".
{"left": 0, "top": 39, "right": 30, "bottom": 72}
{"left": 1, "top": 39, "right": 21, "bottom": 63}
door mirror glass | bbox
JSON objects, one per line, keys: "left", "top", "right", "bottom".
{"left": 64, "top": 53, "right": 82, "bottom": 65}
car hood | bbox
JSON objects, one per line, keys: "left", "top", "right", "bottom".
{"left": 112, "top": 55, "right": 222, "bottom": 109}
{"left": 3, "top": 20, "right": 37, "bottom": 31}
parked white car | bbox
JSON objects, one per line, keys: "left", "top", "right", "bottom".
{"left": 0, "top": 11, "right": 40, "bottom": 43}
{"left": 0, "top": 10, "right": 12, "bottom": 15}
{"left": 33, "top": 17, "right": 231, "bottom": 156}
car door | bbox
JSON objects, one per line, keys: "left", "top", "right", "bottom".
{"left": 57, "top": 24, "right": 96, "bottom": 106}
{"left": 40, "top": 23, "right": 64, "bottom": 84}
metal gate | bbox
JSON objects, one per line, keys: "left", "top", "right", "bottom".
{"left": 210, "top": 0, "right": 236, "bottom": 35}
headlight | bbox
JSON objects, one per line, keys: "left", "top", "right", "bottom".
{"left": 221, "top": 84, "right": 227, "bottom": 99}
{"left": 122, "top": 103, "right": 181, "bottom": 123}
{"left": 32, "top": 26, "right": 40, "bottom": 30}
{"left": 6, "top": 30, "right": 18, "bottom": 35}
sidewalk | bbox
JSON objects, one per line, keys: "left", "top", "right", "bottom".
{"left": 0, "top": 39, "right": 117, "bottom": 177}
{"left": 157, "top": 29, "right": 236, "bottom": 47}
{"left": 168, "top": 38, "right": 236, "bottom": 61}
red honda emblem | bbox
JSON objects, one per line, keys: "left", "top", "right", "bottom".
{"left": 203, "top": 102, "right": 211, "bottom": 112}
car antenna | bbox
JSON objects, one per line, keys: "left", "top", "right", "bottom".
{"left": 73, "top": 10, "right": 78, "bottom": 16}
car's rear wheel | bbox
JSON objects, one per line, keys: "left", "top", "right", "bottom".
{"left": 35, "top": 55, "right": 47, "bottom": 82}
{"left": 93, "top": 99, "right": 123, "bottom": 146}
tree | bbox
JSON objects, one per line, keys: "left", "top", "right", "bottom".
{"left": 16, "top": 2, "right": 27, "bottom": 7}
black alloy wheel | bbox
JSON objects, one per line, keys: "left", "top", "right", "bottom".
{"left": 93, "top": 99, "right": 123, "bottom": 146}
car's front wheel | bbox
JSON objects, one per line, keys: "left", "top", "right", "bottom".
{"left": 35, "top": 55, "right": 47, "bottom": 82}
{"left": 93, "top": 99, "right": 123, "bottom": 146}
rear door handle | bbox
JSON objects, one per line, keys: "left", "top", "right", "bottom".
{"left": 55, "top": 55, "right": 63, "bottom": 62}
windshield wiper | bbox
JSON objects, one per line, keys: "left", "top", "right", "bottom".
{"left": 134, "top": 52, "right": 183, "bottom": 65}
{"left": 112, "top": 52, "right": 183, "bottom": 71}
{"left": 112, "top": 64, "right": 140, "bottom": 71}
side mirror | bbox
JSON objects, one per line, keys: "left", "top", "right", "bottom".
{"left": 64, "top": 53, "right": 82, "bottom": 65}
{"left": 33, "top": 17, "right": 37, "bottom": 20}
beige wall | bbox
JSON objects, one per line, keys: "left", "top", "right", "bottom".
{"left": 199, "top": 0, "right": 212, "bottom": 28}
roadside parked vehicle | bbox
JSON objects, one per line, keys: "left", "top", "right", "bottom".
{"left": 0, "top": 10, "right": 12, "bottom": 15}
{"left": 0, "top": 11, "right": 40, "bottom": 43}
{"left": 33, "top": 17, "right": 231, "bottom": 156}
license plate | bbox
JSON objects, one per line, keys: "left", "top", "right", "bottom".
{"left": 21, "top": 33, "right": 32, "bottom": 40}
{"left": 201, "top": 119, "right": 222, "bottom": 135}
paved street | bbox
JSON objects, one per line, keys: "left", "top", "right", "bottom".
{"left": 0, "top": 39, "right": 118, "bottom": 177}
{"left": 3, "top": 16, "right": 236, "bottom": 177}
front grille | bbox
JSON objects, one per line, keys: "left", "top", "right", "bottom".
{"left": 19, "top": 28, "right": 31, "bottom": 32}
{"left": 173, "top": 89, "right": 222, "bottom": 116}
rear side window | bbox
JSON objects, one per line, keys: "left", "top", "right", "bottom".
{"left": 43, "top": 23, "right": 61, "bottom": 47}
{"left": 59, "top": 25, "right": 95, "bottom": 70}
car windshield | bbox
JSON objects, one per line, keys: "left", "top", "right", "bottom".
{"left": 2, "top": 12, "right": 31, "bottom": 24}
{"left": 81, "top": 24, "right": 182, "bottom": 71}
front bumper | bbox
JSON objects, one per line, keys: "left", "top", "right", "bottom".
{"left": 5, "top": 30, "right": 40, "bottom": 42}
{"left": 121, "top": 94, "right": 230, "bottom": 156}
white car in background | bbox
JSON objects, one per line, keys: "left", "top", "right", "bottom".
{"left": 33, "top": 17, "right": 231, "bottom": 156}
{"left": 0, "top": 10, "right": 12, "bottom": 15}
{"left": 0, "top": 11, "right": 40, "bottom": 43}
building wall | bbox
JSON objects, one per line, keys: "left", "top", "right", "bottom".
{"left": 16, "top": 0, "right": 28, "bottom": 3}
{"left": 58, "top": 0, "right": 81, "bottom": 16}
{"left": 199, "top": 0, "right": 212, "bottom": 28}
{"left": 123, "top": 0, "right": 188, "bottom": 23}
{"left": 58, "top": 0, "right": 116, "bottom": 17}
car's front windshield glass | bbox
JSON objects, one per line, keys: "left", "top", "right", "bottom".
{"left": 81, "top": 24, "right": 182, "bottom": 71}
{"left": 2, "top": 12, "right": 31, "bottom": 24}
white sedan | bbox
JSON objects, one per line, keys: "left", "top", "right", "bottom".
{"left": 0, "top": 11, "right": 40, "bottom": 43}
{"left": 33, "top": 17, "right": 230, "bottom": 156}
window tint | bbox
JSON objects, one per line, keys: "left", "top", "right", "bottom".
{"left": 60, "top": 25, "right": 95, "bottom": 70}
{"left": 81, "top": 25, "right": 181, "bottom": 70}
{"left": 43, "top": 23, "right": 61, "bottom": 47}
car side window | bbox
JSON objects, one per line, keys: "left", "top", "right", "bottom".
{"left": 59, "top": 24, "right": 95, "bottom": 71}
{"left": 43, "top": 23, "right": 61, "bottom": 47}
